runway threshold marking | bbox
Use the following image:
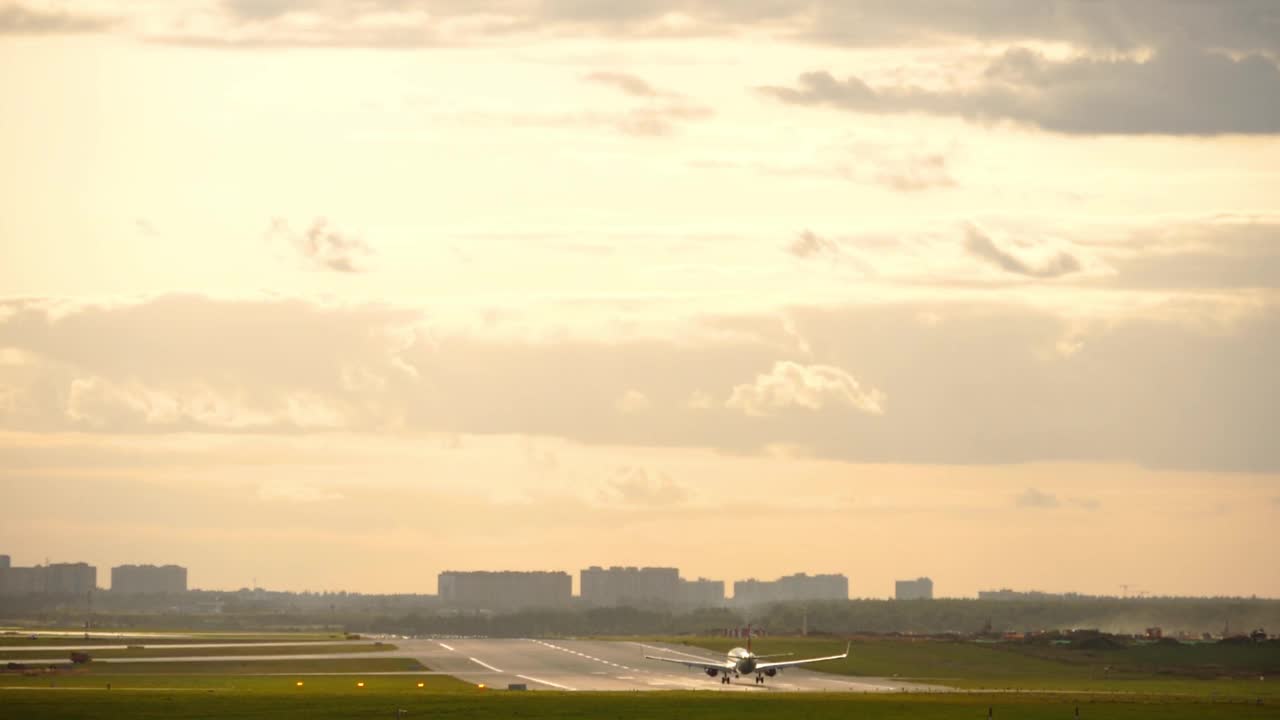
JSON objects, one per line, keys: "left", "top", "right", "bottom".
{"left": 516, "top": 674, "right": 576, "bottom": 691}
{"left": 469, "top": 657, "right": 503, "bottom": 673}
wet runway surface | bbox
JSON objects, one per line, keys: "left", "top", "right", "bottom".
{"left": 1, "top": 638, "right": 942, "bottom": 693}
{"left": 403, "top": 638, "right": 937, "bottom": 692}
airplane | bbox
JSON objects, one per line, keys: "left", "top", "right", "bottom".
{"left": 643, "top": 629, "right": 850, "bottom": 685}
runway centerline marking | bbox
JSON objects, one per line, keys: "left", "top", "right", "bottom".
{"left": 468, "top": 657, "right": 503, "bottom": 673}
{"left": 435, "top": 642, "right": 455, "bottom": 651}
{"left": 516, "top": 674, "right": 576, "bottom": 691}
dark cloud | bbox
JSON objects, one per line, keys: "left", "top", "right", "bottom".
{"left": 964, "top": 225, "right": 1081, "bottom": 279}
{"left": 799, "top": 0, "right": 1280, "bottom": 54}
{"left": 221, "top": 0, "right": 309, "bottom": 22}
{"left": 269, "top": 218, "right": 373, "bottom": 273}
{"left": 0, "top": 3, "right": 113, "bottom": 34}
{"left": 1, "top": 292, "right": 1277, "bottom": 472}
{"left": 762, "top": 46, "right": 1280, "bottom": 136}
{"left": 24, "top": 1, "right": 1279, "bottom": 54}
{"left": 1015, "top": 487, "right": 1059, "bottom": 509}
{"left": 787, "top": 230, "right": 839, "bottom": 259}
{"left": 165, "top": 1, "right": 1275, "bottom": 53}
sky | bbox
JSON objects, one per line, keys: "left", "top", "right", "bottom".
{"left": 1, "top": 0, "right": 1278, "bottom": 598}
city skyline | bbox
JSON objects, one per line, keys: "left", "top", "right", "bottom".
{"left": 1, "top": 551, "right": 1268, "bottom": 602}
{"left": 1, "top": 1, "right": 1277, "bottom": 599}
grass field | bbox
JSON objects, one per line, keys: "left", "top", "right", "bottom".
{"left": 1, "top": 685, "right": 1277, "bottom": 720}
{"left": 662, "top": 636, "right": 1280, "bottom": 700}
{"left": 2, "top": 633, "right": 1277, "bottom": 719}
{"left": 3, "top": 657, "right": 424, "bottom": 676}
{"left": 0, "top": 632, "right": 343, "bottom": 647}
{"left": 0, "top": 642, "right": 395, "bottom": 660}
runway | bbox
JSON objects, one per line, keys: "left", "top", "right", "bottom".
{"left": 1, "top": 638, "right": 942, "bottom": 693}
{"left": 400, "top": 638, "right": 939, "bottom": 692}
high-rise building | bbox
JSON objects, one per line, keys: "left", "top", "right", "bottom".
{"left": 580, "top": 566, "right": 680, "bottom": 607}
{"left": 438, "top": 571, "right": 571, "bottom": 611}
{"left": 0, "top": 566, "right": 47, "bottom": 595}
{"left": 1, "top": 559, "right": 98, "bottom": 596}
{"left": 734, "top": 573, "right": 848, "bottom": 605}
{"left": 678, "top": 577, "right": 726, "bottom": 607}
{"left": 45, "top": 563, "right": 97, "bottom": 594}
{"left": 895, "top": 577, "right": 934, "bottom": 600}
{"left": 112, "top": 565, "right": 188, "bottom": 594}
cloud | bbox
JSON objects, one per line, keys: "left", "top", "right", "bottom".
{"left": 0, "top": 3, "right": 113, "bottom": 34}
{"left": 1016, "top": 489, "right": 1102, "bottom": 511}
{"left": 799, "top": 1, "right": 1280, "bottom": 54}
{"left": 579, "top": 72, "right": 712, "bottom": 136}
{"left": 269, "top": 218, "right": 373, "bottom": 273}
{"left": 787, "top": 230, "right": 840, "bottom": 259}
{"left": 874, "top": 153, "right": 955, "bottom": 192}
{"left": 762, "top": 45, "right": 1280, "bottom": 136}
{"left": 726, "top": 361, "right": 885, "bottom": 417}
{"left": 1016, "top": 487, "right": 1060, "bottom": 509}
{"left": 1091, "top": 220, "right": 1280, "bottom": 290}
{"left": 584, "top": 71, "right": 659, "bottom": 98}
{"left": 1, "top": 292, "right": 1278, "bottom": 472}
{"left": 135, "top": 2, "right": 1280, "bottom": 54}
{"left": 614, "top": 390, "right": 651, "bottom": 414}
{"left": 964, "top": 225, "right": 1082, "bottom": 279}
{"left": 0, "top": 294, "right": 421, "bottom": 434}
{"left": 603, "top": 466, "right": 687, "bottom": 507}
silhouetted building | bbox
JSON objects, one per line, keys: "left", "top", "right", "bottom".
{"left": 679, "top": 577, "right": 726, "bottom": 608}
{"left": 0, "top": 555, "right": 9, "bottom": 570}
{"left": 46, "top": 563, "right": 97, "bottom": 594}
{"left": 580, "top": 566, "right": 679, "bottom": 607}
{"left": 734, "top": 573, "right": 848, "bottom": 605}
{"left": 895, "top": 577, "right": 934, "bottom": 600}
{"left": 112, "top": 564, "right": 188, "bottom": 594}
{"left": 438, "top": 571, "right": 570, "bottom": 611}
{"left": 1, "top": 560, "right": 96, "bottom": 595}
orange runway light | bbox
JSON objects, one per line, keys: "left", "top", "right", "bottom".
{"left": 417, "top": 682, "right": 425, "bottom": 688}
{"left": 295, "top": 681, "right": 304, "bottom": 687}
{"left": 477, "top": 683, "right": 486, "bottom": 689}
{"left": 357, "top": 682, "right": 365, "bottom": 688}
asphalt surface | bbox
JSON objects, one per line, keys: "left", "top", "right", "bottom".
{"left": 1, "top": 638, "right": 940, "bottom": 693}
{"left": 405, "top": 638, "right": 936, "bottom": 692}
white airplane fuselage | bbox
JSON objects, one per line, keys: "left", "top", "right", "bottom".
{"left": 726, "top": 647, "right": 759, "bottom": 675}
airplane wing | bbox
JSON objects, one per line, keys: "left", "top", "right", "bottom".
{"left": 643, "top": 654, "right": 735, "bottom": 672}
{"left": 754, "top": 642, "right": 850, "bottom": 672}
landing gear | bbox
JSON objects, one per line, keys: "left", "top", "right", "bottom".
{"left": 755, "top": 673, "right": 765, "bottom": 685}
{"left": 720, "top": 675, "right": 730, "bottom": 684}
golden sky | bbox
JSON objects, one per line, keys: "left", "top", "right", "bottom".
{"left": 1, "top": 0, "right": 1278, "bottom": 597}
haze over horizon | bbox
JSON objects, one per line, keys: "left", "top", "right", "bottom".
{"left": 2, "top": 0, "right": 1277, "bottom": 599}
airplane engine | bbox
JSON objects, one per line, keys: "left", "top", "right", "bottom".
{"left": 705, "top": 668, "right": 719, "bottom": 677}
{"left": 764, "top": 668, "right": 777, "bottom": 677}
